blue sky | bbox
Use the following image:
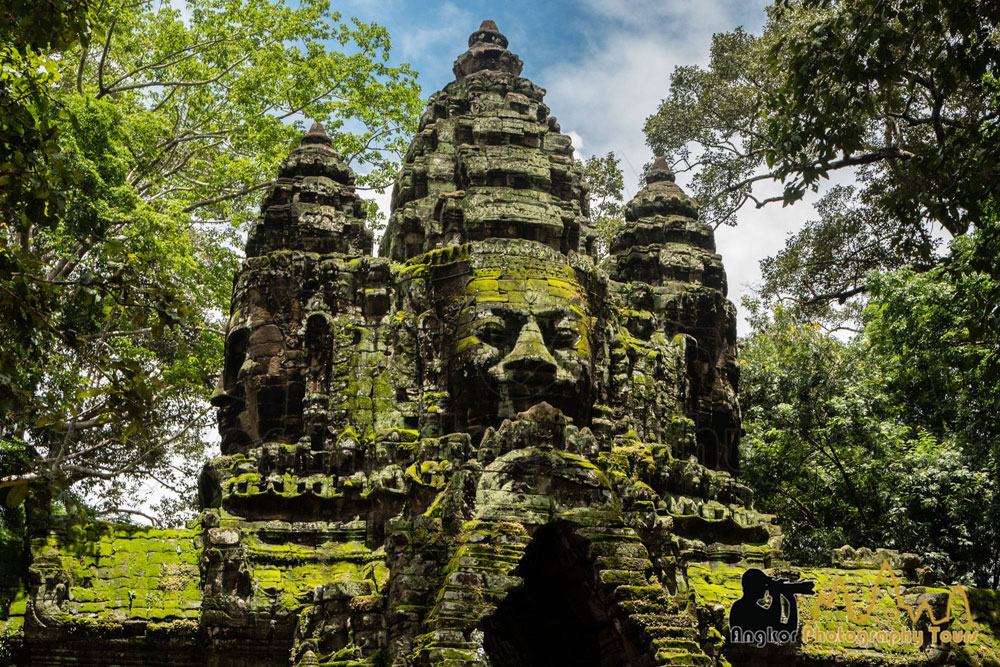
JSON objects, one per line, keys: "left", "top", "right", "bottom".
{"left": 342, "top": 0, "right": 769, "bottom": 181}
{"left": 337, "top": 0, "right": 832, "bottom": 328}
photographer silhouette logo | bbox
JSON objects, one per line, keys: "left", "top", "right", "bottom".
{"left": 728, "top": 568, "right": 816, "bottom": 647}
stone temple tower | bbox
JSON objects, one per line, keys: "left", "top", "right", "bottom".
{"left": 5, "top": 20, "right": 998, "bottom": 667}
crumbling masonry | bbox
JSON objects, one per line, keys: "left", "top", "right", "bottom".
{"left": 2, "top": 20, "right": 999, "bottom": 667}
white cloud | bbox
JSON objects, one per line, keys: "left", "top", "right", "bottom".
{"left": 574, "top": 0, "right": 738, "bottom": 42}
{"left": 396, "top": 2, "right": 475, "bottom": 78}
{"left": 533, "top": 0, "right": 841, "bottom": 333}
{"left": 565, "top": 130, "right": 585, "bottom": 161}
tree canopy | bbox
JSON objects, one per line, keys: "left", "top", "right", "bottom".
{"left": 648, "top": 0, "right": 1000, "bottom": 585}
{"left": 0, "top": 0, "right": 421, "bottom": 524}
{"left": 741, "top": 275, "right": 1000, "bottom": 586}
{"left": 645, "top": 0, "right": 999, "bottom": 322}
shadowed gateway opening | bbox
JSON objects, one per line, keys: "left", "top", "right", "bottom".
{"left": 480, "top": 523, "right": 649, "bottom": 667}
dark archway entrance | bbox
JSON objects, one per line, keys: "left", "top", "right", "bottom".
{"left": 481, "top": 523, "right": 645, "bottom": 667}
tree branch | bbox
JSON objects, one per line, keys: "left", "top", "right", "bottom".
{"left": 803, "top": 285, "right": 869, "bottom": 305}
{"left": 103, "top": 37, "right": 236, "bottom": 91}
{"left": 94, "top": 508, "right": 161, "bottom": 526}
{"left": 181, "top": 181, "right": 271, "bottom": 213}
{"left": 76, "top": 42, "right": 89, "bottom": 94}
{"left": 96, "top": 3, "right": 123, "bottom": 95}
{"left": 775, "top": 486, "right": 823, "bottom": 528}
{"left": 101, "top": 52, "right": 253, "bottom": 96}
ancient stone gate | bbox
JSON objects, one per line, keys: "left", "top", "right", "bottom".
{"left": 3, "top": 20, "right": 998, "bottom": 667}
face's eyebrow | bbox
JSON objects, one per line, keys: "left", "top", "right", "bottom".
{"left": 480, "top": 304, "right": 579, "bottom": 319}
{"left": 470, "top": 316, "right": 504, "bottom": 328}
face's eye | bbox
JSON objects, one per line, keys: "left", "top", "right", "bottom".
{"left": 476, "top": 320, "right": 507, "bottom": 347}
{"left": 551, "top": 323, "right": 580, "bottom": 349}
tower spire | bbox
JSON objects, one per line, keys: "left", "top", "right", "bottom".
{"left": 302, "top": 120, "right": 332, "bottom": 146}
{"left": 647, "top": 155, "right": 675, "bottom": 183}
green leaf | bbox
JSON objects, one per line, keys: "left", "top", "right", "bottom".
{"left": 5, "top": 483, "right": 30, "bottom": 509}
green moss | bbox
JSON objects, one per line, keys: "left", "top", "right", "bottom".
{"left": 456, "top": 335, "right": 481, "bottom": 352}
{"left": 372, "top": 427, "right": 420, "bottom": 444}
{"left": 228, "top": 472, "right": 262, "bottom": 494}
{"left": 687, "top": 562, "right": 744, "bottom": 608}
{"left": 5, "top": 593, "right": 26, "bottom": 618}
{"left": 337, "top": 426, "right": 361, "bottom": 444}
{"left": 423, "top": 492, "right": 445, "bottom": 518}
{"left": 27, "top": 523, "right": 203, "bottom": 628}
{"left": 407, "top": 244, "right": 472, "bottom": 267}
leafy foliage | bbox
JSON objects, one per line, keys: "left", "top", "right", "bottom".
{"left": 711, "top": 0, "right": 1000, "bottom": 588}
{"left": 740, "top": 299, "right": 999, "bottom": 587}
{"left": 0, "top": 0, "right": 421, "bottom": 525}
{"left": 757, "top": 183, "right": 944, "bottom": 329}
{"left": 645, "top": 0, "right": 1000, "bottom": 318}
{"left": 864, "top": 214, "right": 1000, "bottom": 588}
{"left": 0, "top": 0, "right": 91, "bottom": 233}
{"left": 581, "top": 152, "right": 625, "bottom": 256}
{"left": 864, "top": 217, "right": 1000, "bottom": 456}
{"left": 765, "top": 0, "right": 1000, "bottom": 237}
{"left": 644, "top": 26, "right": 777, "bottom": 230}
{"left": 740, "top": 304, "right": 898, "bottom": 563}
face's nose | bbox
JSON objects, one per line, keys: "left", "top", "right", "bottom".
{"left": 210, "top": 376, "right": 236, "bottom": 407}
{"left": 500, "top": 318, "right": 558, "bottom": 376}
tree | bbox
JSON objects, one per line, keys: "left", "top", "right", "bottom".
{"left": 863, "top": 209, "right": 1000, "bottom": 587}
{"left": 645, "top": 0, "right": 1000, "bottom": 320}
{"left": 0, "top": 0, "right": 91, "bottom": 233}
{"left": 739, "top": 304, "right": 898, "bottom": 564}
{"left": 581, "top": 151, "right": 625, "bottom": 256}
{"left": 740, "top": 301, "right": 999, "bottom": 586}
{"left": 863, "top": 213, "right": 1000, "bottom": 456}
{"left": 1, "top": 0, "right": 94, "bottom": 515}
{"left": 649, "top": 0, "right": 1000, "bottom": 585}
{"left": 644, "top": 25, "right": 775, "bottom": 230}
{"left": 0, "top": 0, "right": 421, "bottom": 525}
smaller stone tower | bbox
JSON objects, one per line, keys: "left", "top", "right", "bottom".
{"left": 608, "top": 156, "right": 741, "bottom": 470}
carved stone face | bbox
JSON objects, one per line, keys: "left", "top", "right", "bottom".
{"left": 443, "top": 255, "right": 593, "bottom": 435}
{"left": 211, "top": 327, "right": 252, "bottom": 454}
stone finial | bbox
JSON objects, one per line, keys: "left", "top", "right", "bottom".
{"left": 646, "top": 155, "right": 675, "bottom": 184}
{"left": 297, "top": 650, "right": 319, "bottom": 667}
{"left": 469, "top": 19, "right": 508, "bottom": 49}
{"left": 302, "top": 121, "right": 333, "bottom": 146}
{"left": 453, "top": 19, "right": 523, "bottom": 77}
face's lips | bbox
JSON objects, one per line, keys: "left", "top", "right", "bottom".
{"left": 504, "top": 368, "right": 558, "bottom": 389}
{"left": 485, "top": 367, "right": 578, "bottom": 401}
{"left": 495, "top": 378, "right": 587, "bottom": 417}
